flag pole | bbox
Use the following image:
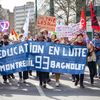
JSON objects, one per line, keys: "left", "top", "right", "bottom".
{"left": 35, "top": 0, "right": 38, "bottom": 34}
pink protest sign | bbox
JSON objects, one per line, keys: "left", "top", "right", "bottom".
{"left": 0, "top": 21, "right": 10, "bottom": 32}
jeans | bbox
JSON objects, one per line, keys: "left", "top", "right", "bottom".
{"left": 38, "top": 72, "right": 48, "bottom": 85}
{"left": 75, "top": 74, "right": 84, "bottom": 86}
{"left": 19, "top": 71, "right": 28, "bottom": 80}
{"left": 87, "top": 61, "right": 96, "bottom": 84}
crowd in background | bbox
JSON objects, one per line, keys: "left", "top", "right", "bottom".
{"left": 0, "top": 29, "right": 100, "bottom": 89}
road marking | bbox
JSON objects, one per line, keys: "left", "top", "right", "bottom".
{"left": 34, "top": 82, "right": 46, "bottom": 96}
{"left": 32, "top": 80, "right": 55, "bottom": 100}
{"left": 28, "top": 78, "right": 46, "bottom": 96}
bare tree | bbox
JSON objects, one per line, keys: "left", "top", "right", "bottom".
{"left": 54, "top": 0, "right": 86, "bottom": 24}
{"left": 0, "top": 7, "right": 4, "bottom": 20}
{"left": 54, "top": 0, "right": 75, "bottom": 25}
{"left": 0, "top": 6, "right": 9, "bottom": 20}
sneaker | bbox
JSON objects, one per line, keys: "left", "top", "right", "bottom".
{"left": 56, "top": 82, "right": 60, "bottom": 87}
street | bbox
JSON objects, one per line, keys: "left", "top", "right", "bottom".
{"left": 0, "top": 0, "right": 100, "bottom": 100}
{"left": 0, "top": 68, "right": 100, "bottom": 100}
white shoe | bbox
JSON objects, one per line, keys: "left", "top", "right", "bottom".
{"left": 56, "top": 82, "right": 60, "bottom": 87}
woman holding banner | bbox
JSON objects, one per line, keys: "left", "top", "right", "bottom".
{"left": 18, "top": 34, "right": 29, "bottom": 83}
{"left": 74, "top": 33, "right": 86, "bottom": 88}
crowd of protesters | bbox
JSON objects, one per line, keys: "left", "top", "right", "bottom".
{"left": 0, "top": 29, "right": 100, "bottom": 89}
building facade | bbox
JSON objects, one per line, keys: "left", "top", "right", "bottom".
{"left": 14, "top": 2, "right": 34, "bottom": 33}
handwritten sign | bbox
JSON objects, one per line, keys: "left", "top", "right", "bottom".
{"left": 37, "top": 16, "right": 56, "bottom": 31}
{"left": 56, "top": 23, "right": 80, "bottom": 39}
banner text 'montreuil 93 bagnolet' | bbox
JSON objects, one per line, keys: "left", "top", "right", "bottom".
{"left": 0, "top": 41, "right": 87, "bottom": 75}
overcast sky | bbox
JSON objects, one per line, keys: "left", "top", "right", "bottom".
{"left": 0, "top": 0, "right": 34, "bottom": 12}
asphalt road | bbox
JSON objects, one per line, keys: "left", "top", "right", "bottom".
{"left": 0, "top": 68, "right": 100, "bottom": 100}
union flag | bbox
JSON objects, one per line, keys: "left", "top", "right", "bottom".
{"left": 90, "top": 1, "right": 100, "bottom": 31}
{"left": 11, "top": 29, "right": 19, "bottom": 40}
{"left": 80, "top": 8, "right": 86, "bottom": 30}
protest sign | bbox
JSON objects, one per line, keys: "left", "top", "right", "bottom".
{"left": 0, "top": 20, "right": 9, "bottom": 32}
{"left": 0, "top": 41, "right": 87, "bottom": 75}
{"left": 37, "top": 16, "right": 56, "bottom": 31}
{"left": 56, "top": 23, "right": 80, "bottom": 39}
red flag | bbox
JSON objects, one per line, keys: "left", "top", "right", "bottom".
{"left": 79, "top": 8, "right": 90, "bottom": 42}
{"left": 90, "top": 1, "right": 100, "bottom": 31}
{"left": 80, "top": 8, "right": 86, "bottom": 30}
{"left": 11, "top": 29, "right": 18, "bottom": 40}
